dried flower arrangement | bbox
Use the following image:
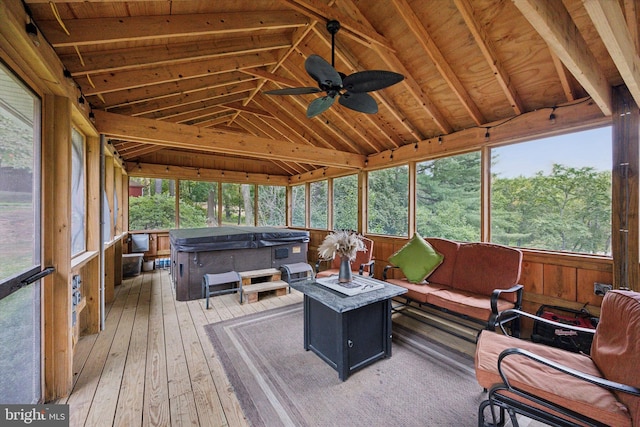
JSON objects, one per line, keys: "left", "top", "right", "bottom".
{"left": 317, "top": 230, "right": 366, "bottom": 261}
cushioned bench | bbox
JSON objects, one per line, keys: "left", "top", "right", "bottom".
{"left": 383, "top": 234, "right": 523, "bottom": 336}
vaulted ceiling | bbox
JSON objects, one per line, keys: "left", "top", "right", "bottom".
{"left": 22, "top": 0, "right": 640, "bottom": 181}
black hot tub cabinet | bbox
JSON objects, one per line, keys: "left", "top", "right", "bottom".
{"left": 170, "top": 226, "right": 309, "bottom": 301}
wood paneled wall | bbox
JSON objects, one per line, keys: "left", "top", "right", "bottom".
{"left": 308, "top": 230, "right": 612, "bottom": 317}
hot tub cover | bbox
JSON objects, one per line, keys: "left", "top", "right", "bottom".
{"left": 169, "top": 226, "right": 309, "bottom": 252}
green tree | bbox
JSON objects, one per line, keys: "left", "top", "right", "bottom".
{"left": 333, "top": 175, "right": 358, "bottom": 230}
{"left": 492, "top": 164, "right": 611, "bottom": 254}
{"left": 416, "top": 152, "right": 481, "bottom": 241}
{"left": 368, "top": 166, "right": 408, "bottom": 236}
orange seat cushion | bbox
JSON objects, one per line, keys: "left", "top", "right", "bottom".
{"left": 475, "top": 330, "right": 632, "bottom": 427}
{"left": 427, "top": 288, "right": 515, "bottom": 321}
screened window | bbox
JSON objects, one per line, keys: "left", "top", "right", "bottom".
{"left": 258, "top": 185, "right": 285, "bottom": 226}
{"left": 0, "top": 62, "right": 42, "bottom": 404}
{"left": 491, "top": 127, "right": 612, "bottom": 254}
{"left": 291, "top": 185, "right": 305, "bottom": 227}
{"left": 128, "top": 177, "right": 176, "bottom": 230}
{"left": 310, "top": 181, "right": 328, "bottom": 229}
{"left": 179, "top": 180, "right": 217, "bottom": 228}
{"left": 368, "top": 166, "right": 408, "bottom": 236}
{"left": 221, "top": 183, "right": 254, "bottom": 226}
{"left": 71, "top": 127, "right": 86, "bottom": 255}
{"left": 333, "top": 174, "right": 358, "bottom": 230}
{"left": 417, "top": 152, "right": 481, "bottom": 241}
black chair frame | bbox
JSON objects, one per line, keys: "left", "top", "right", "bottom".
{"left": 479, "top": 310, "right": 640, "bottom": 427}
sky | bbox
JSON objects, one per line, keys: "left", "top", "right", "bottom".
{"left": 491, "top": 126, "right": 612, "bottom": 178}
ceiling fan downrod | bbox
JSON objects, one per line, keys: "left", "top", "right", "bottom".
{"left": 326, "top": 20, "right": 341, "bottom": 68}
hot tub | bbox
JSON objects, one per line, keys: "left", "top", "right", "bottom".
{"left": 170, "top": 226, "right": 309, "bottom": 301}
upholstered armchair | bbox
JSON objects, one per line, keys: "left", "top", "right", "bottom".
{"left": 315, "top": 236, "right": 375, "bottom": 278}
{"left": 475, "top": 290, "right": 640, "bottom": 427}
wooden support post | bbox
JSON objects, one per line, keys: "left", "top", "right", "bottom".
{"left": 43, "top": 95, "right": 73, "bottom": 400}
{"left": 83, "top": 135, "right": 101, "bottom": 335}
{"left": 612, "top": 85, "right": 640, "bottom": 291}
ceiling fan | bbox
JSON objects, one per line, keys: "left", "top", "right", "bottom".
{"left": 264, "top": 20, "right": 404, "bottom": 118}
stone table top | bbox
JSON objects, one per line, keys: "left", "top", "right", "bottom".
{"left": 290, "top": 276, "right": 407, "bottom": 313}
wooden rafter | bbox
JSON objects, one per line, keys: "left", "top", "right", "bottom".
{"left": 584, "top": 0, "right": 640, "bottom": 109}
{"left": 36, "top": 11, "right": 308, "bottom": 47}
{"left": 144, "top": 93, "right": 250, "bottom": 121}
{"left": 82, "top": 52, "right": 278, "bottom": 96}
{"left": 163, "top": 107, "right": 233, "bottom": 125}
{"left": 111, "top": 81, "right": 259, "bottom": 117}
{"left": 392, "top": 0, "right": 486, "bottom": 125}
{"left": 512, "top": 0, "right": 612, "bottom": 116}
{"left": 454, "top": 0, "right": 525, "bottom": 115}
{"left": 338, "top": 0, "right": 453, "bottom": 135}
{"left": 63, "top": 34, "right": 292, "bottom": 76}
{"left": 549, "top": 49, "right": 579, "bottom": 102}
{"left": 279, "top": 0, "right": 393, "bottom": 51}
{"left": 101, "top": 73, "right": 255, "bottom": 110}
{"left": 93, "top": 110, "right": 366, "bottom": 169}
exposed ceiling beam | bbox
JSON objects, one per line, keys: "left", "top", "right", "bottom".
{"left": 335, "top": 0, "right": 452, "bottom": 135}
{"left": 36, "top": 11, "right": 309, "bottom": 47}
{"left": 63, "top": 34, "right": 292, "bottom": 76}
{"left": 228, "top": 19, "right": 318, "bottom": 125}
{"left": 94, "top": 111, "right": 366, "bottom": 169}
{"left": 111, "top": 81, "right": 259, "bottom": 116}
{"left": 82, "top": 52, "right": 278, "bottom": 96}
{"left": 279, "top": 0, "right": 393, "bottom": 51}
{"left": 142, "top": 92, "right": 251, "bottom": 120}
{"left": 583, "top": 0, "right": 640, "bottom": 108}
{"left": 128, "top": 162, "right": 290, "bottom": 186}
{"left": 549, "top": 49, "right": 579, "bottom": 102}
{"left": 392, "top": 0, "right": 486, "bottom": 126}
{"left": 101, "top": 73, "right": 255, "bottom": 109}
{"left": 239, "top": 67, "right": 302, "bottom": 88}
{"left": 454, "top": 0, "right": 525, "bottom": 115}
{"left": 512, "top": 0, "right": 612, "bottom": 116}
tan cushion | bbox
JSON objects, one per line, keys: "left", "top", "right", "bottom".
{"left": 450, "top": 243, "right": 522, "bottom": 302}
{"left": 427, "top": 289, "right": 515, "bottom": 321}
{"left": 475, "top": 330, "right": 632, "bottom": 427}
{"left": 385, "top": 278, "right": 449, "bottom": 303}
{"left": 591, "top": 290, "right": 640, "bottom": 425}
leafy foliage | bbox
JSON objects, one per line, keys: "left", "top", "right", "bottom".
{"left": 368, "top": 166, "right": 408, "bottom": 236}
{"left": 492, "top": 164, "right": 611, "bottom": 254}
{"left": 417, "top": 153, "right": 481, "bottom": 241}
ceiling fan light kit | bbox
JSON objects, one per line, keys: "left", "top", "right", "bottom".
{"left": 265, "top": 20, "right": 404, "bottom": 118}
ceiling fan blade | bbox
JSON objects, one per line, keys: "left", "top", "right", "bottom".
{"left": 264, "top": 87, "right": 322, "bottom": 95}
{"left": 342, "top": 70, "right": 404, "bottom": 93}
{"left": 305, "top": 54, "right": 342, "bottom": 88}
{"left": 339, "top": 92, "right": 378, "bottom": 114}
{"left": 307, "top": 95, "right": 336, "bottom": 118}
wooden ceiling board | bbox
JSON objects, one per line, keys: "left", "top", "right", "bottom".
{"left": 18, "top": 0, "right": 634, "bottom": 180}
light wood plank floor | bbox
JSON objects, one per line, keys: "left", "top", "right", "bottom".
{"left": 60, "top": 268, "right": 303, "bottom": 427}
{"left": 60, "top": 269, "right": 544, "bottom": 427}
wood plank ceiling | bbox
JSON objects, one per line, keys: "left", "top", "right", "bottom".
{"left": 23, "top": 0, "right": 640, "bottom": 181}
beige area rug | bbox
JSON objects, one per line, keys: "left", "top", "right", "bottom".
{"left": 205, "top": 303, "right": 486, "bottom": 426}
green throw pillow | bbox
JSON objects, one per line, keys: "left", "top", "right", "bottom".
{"left": 388, "top": 233, "right": 444, "bottom": 283}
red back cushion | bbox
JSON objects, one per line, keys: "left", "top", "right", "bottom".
{"left": 591, "top": 290, "right": 640, "bottom": 424}
{"left": 450, "top": 243, "right": 522, "bottom": 302}
{"left": 425, "top": 238, "right": 460, "bottom": 285}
